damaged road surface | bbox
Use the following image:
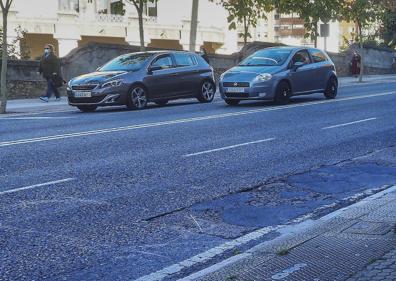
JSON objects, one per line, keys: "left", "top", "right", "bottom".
{"left": 0, "top": 81, "right": 396, "bottom": 281}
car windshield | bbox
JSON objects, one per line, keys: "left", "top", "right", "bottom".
{"left": 99, "top": 53, "right": 153, "bottom": 72}
{"left": 239, "top": 49, "right": 292, "bottom": 66}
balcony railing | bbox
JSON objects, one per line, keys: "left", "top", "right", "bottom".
{"left": 95, "top": 14, "right": 125, "bottom": 23}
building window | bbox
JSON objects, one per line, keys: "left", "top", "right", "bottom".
{"left": 58, "top": 0, "right": 79, "bottom": 12}
{"left": 144, "top": 0, "right": 157, "bottom": 17}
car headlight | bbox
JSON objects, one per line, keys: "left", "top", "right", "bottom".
{"left": 101, "top": 79, "right": 122, "bottom": 88}
{"left": 67, "top": 80, "right": 72, "bottom": 91}
{"left": 255, "top": 73, "right": 272, "bottom": 82}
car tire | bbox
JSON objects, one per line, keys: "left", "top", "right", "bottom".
{"left": 324, "top": 76, "right": 338, "bottom": 99}
{"left": 197, "top": 80, "right": 215, "bottom": 103}
{"left": 225, "top": 99, "right": 240, "bottom": 106}
{"left": 274, "top": 81, "right": 291, "bottom": 105}
{"left": 77, "top": 105, "right": 97, "bottom": 112}
{"left": 127, "top": 85, "right": 148, "bottom": 110}
{"left": 155, "top": 100, "right": 169, "bottom": 106}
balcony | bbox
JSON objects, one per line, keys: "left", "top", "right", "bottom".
{"left": 277, "top": 28, "right": 306, "bottom": 37}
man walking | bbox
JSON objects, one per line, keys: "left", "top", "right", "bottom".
{"left": 39, "top": 44, "right": 61, "bottom": 102}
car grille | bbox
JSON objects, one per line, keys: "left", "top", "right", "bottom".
{"left": 223, "top": 82, "right": 250, "bottom": 87}
{"left": 225, "top": 93, "right": 250, "bottom": 98}
{"left": 68, "top": 96, "right": 104, "bottom": 104}
{"left": 71, "top": 84, "right": 98, "bottom": 91}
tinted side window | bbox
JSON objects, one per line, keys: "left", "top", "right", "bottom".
{"left": 292, "top": 50, "right": 311, "bottom": 65}
{"left": 309, "top": 49, "right": 328, "bottom": 63}
{"left": 174, "top": 53, "right": 196, "bottom": 67}
{"left": 152, "top": 55, "right": 173, "bottom": 68}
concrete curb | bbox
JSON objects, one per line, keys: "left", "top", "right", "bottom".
{"left": 179, "top": 185, "right": 396, "bottom": 281}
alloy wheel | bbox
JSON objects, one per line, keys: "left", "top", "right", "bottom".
{"left": 130, "top": 87, "right": 148, "bottom": 109}
{"left": 198, "top": 81, "right": 215, "bottom": 103}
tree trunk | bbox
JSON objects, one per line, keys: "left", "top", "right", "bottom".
{"left": 313, "top": 23, "right": 318, "bottom": 48}
{"left": 243, "top": 16, "right": 248, "bottom": 46}
{"left": 189, "top": 0, "right": 199, "bottom": 52}
{"left": 1, "top": 8, "right": 9, "bottom": 114}
{"left": 138, "top": 1, "right": 145, "bottom": 51}
{"left": 358, "top": 21, "right": 364, "bottom": 83}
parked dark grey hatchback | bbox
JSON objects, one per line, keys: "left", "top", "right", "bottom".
{"left": 219, "top": 47, "right": 338, "bottom": 105}
{"left": 67, "top": 51, "right": 216, "bottom": 112}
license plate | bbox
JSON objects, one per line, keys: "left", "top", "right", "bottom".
{"left": 226, "top": 87, "right": 245, "bottom": 93}
{"left": 74, "top": 91, "right": 92, "bottom": 98}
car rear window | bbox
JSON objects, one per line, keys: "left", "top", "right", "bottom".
{"left": 174, "top": 53, "right": 197, "bottom": 67}
{"left": 309, "top": 49, "right": 328, "bottom": 63}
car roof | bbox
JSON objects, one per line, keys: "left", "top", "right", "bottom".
{"left": 130, "top": 50, "right": 195, "bottom": 56}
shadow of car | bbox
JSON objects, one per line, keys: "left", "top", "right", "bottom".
{"left": 67, "top": 51, "right": 216, "bottom": 112}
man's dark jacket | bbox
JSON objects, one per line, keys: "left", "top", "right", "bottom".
{"left": 39, "top": 53, "right": 61, "bottom": 79}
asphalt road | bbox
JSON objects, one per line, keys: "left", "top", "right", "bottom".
{"left": 1, "top": 80, "right": 396, "bottom": 280}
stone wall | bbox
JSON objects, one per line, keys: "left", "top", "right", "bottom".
{"left": 2, "top": 42, "right": 396, "bottom": 99}
{"left": 0, "top": 60, "right": 47, "bottom": 99}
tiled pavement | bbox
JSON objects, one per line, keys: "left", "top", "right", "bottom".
{"left": 347, "top": 248, "right": 396, "bottom": 281}
{"left": 183, "top": 186, "right": 396, "bottom": 281}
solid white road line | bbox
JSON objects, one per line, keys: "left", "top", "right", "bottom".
{"left": 0, "top": 91, "right": 395, "bottom": 148}
{"left": 0, "top": 178, "right": 75, "bottom": 196}
{"left": 183, "top": 138, "right": 275, "bottom": 157}
{"left": 1, "top": 117, "right": 74, "bottom": 120}
{"left": 322, "top": 117, "right": 378, "bottom": 130}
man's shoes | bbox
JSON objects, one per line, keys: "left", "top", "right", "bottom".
{"left": 39, "top": 96, "right": 49, "bottom": 102}
{"left": 55, "top": 97, "right": 61, "bottom": 101}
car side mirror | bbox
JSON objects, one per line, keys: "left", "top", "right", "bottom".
{"left": 148, "top": 65, "right": 163, "bottom": 74}
{"left": 291, "top": 62, "right": 304, "bottom": 71}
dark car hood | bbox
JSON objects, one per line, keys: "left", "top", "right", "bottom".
{"left": 222, "top": 66, "right": 283, "bottom": 81}
{"left": 70, "top": 71, "right": 127, "bottom": 85}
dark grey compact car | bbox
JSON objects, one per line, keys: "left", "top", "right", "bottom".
{"left": 219, "top": 47, "right": 338, "bottom": 105}
{"left": 67, "top": 51, "right": 216, "bottom": 112}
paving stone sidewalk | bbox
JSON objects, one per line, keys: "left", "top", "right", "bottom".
{"left": 185, "top": 186, "right": 396, "bottom": 281}
{"left": 346, "top": 248, "right": 396, "bottom": 281}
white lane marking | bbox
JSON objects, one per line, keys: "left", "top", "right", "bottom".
{"left": 0, "top": 178, "right": 75, "bottom": 196}
{"left": 1, "top": 117, "right": 74, "bottom": 120}
{"left": 183, "top": 138, "right": 275, "bottom": 157}
{"left": 0, "top": 91, "right": 395, "bottom": 148}
{"left": 0, "top": 109, "right": 76, "bottom": 119}
{"left": 322, "top": 117, "right": 377, "bottom": 130}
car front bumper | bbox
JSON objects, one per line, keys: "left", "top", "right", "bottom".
{"left": 219, "top": 82, "right": 275, "bottom": 100}
{"left": 67, "top": 86, "right": 128, "bottom": 106}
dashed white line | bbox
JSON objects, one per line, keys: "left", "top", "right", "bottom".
{"left": 322, "top": 117, "right": 378, "bottom": 130}
{"left": 183, "top": 138, "right": 275, "bottom": 157}
{"left": 0, "top": 91, "right": 394, "bottom": 148}
{"left": 0, "top": 178, "right": 75, "bottom": 196}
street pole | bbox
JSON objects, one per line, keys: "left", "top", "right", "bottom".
{"left": 189, "top": 0, "right": 199, "bottom": 52}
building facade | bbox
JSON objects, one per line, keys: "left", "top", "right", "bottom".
{"left": 3, "top": 0, "right": 353, "bottom": 59}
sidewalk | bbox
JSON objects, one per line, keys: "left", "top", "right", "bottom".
{"left": 3, "top": 74, "right": 396, "bottom": 115}
{"left": 183, "top": 186, "right": 396, "bottom": 281}
{"left": 5, "top": 97, "right": 70, "bottom": 114}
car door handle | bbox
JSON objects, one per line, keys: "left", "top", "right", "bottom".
{"left": 171, "top": 73, "right": 179, "bottom": 76}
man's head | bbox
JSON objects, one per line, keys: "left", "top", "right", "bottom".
{"left": 44, "top": 44, "right": 55, "bottom": 55}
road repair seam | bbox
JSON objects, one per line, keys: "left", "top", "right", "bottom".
{"left": 183, "top": 138, "right": 275, "bottom": 157}
{"left": 322, "top": 117, "right": 378, "bottom": 130}
{"left": 134, "top": 185, "right": 395, "bottom": 281}
{"left": 0, "top": 178, "right": 75, "bottom": 196}
{"left": 1, "top": 91, "right": 395, "bottom": 148}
